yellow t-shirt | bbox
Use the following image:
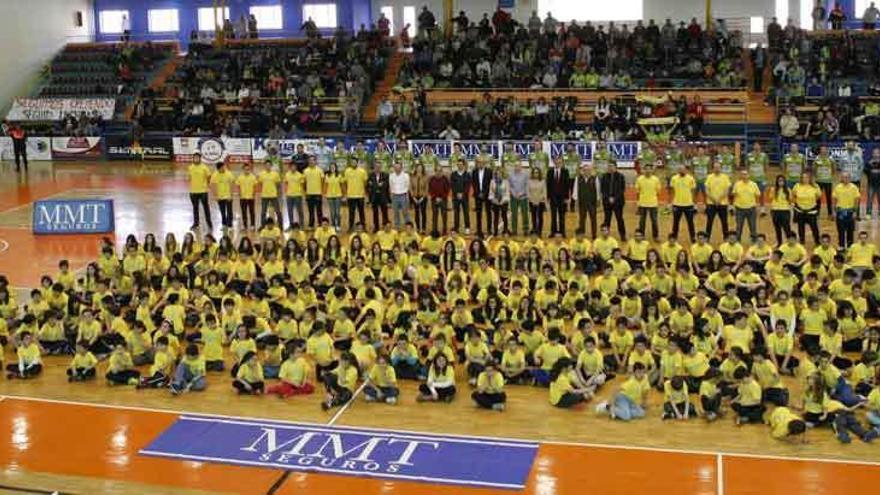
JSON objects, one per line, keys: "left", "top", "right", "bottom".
{"left": 325, "top": 174, "right": 343, "bottom": 198}
{"left": 368, "top": 365, "right": 397, "bottom": 388}
{"left": 737, "top": 379, "right": 763, "bottom": 406}
{"left": 284, "top": 170, "right": 304, "bottom": 197}
{"left": 344, "top": 167, "right": 368, "bottom": 198}
{"left": 620, "top": 376, "right": 650, "bottom": 403}
{"left": 706, "top": 174, "right": 731, "bottom": 205}
{"left": 236, "top": 173, "right": 258, "bottom": 199}
{"left": 259, "top": 170, "right": 281, "bottom": 198}
{"left": 669, "top": 174, "right": 696, "bottom": 206}
{"left": 635, "top": 175, "right": 661, "bottom": 207}
{"left": 769, "top": 406, "right": 801, "bottom": 439}
{"left": 792, "top": 183, "right": 821, "bottom": 210}
{"left": 279, "top": 357, "right": 310, "bottom": 386}
{"left": 210, "top": 170, "right": 235, "bottom": 200}
{"left": 477, "top": 371, "right": 504, "bottom": 393}
{"left": 732, "top": 180, "right": 760, "bottom": 209}
{"left": 188, "top": 163, "right": 211, "bottom": 193}
{"left": 833, "top": 183, "right": 860, "bottom": 209}
{"left": 303, "top": 166, "right": 325, "bottom": 196}
{"left": 549, "top": 372, "right": 574, "bottom": 405}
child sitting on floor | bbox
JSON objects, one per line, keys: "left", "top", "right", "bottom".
{"left": 364, "top": 353, "right": 400, "bottom": 405}
{"left": 233, "top": 350, "right": 265, "bottom": 395}
{"left": 170, "top": 344, "right": 207, "bottom": 395}
{"left": 67, "top": 340, "right": 97, "bottom": 382}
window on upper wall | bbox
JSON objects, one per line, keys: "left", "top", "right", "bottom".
{"left": 403, "top": 6, "right": 417, "bottom": 35}
{"left": 99, "top": 10, "right": 129, "bottom": 34}
{"left": 750, "top": 16, "right": 764, "bottom": 34}
{"left": 148, "top": 9, "right": 179, "bottom": 33}
{"left": 775, "top": 0, "right": 789, "bottom": 23}
{"left": 800, "top": 0, "right": 813, "bottom": 29}
{"left": 250, "top": 5, "right": 284, "bottom": 30}
{"left": 857, "top": 0, "right": 873, "bottom": 17}
{"left": 303, "top": 4, "right": 338, "bottom": 28}
{"left": 380, "top": 6, "right": 395, "bottom": 34}
{"left": 198, "top": 7, "right": 231, "bottom": 31}
{"left": 537, "top": 0, "right": 641, "bottom": 21}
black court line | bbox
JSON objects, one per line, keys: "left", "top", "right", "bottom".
{"left": 265, "top": 470, "right": 292, "bottom": 495}
{"left": 0, "top": 484, "right": 72, "bottom": 495}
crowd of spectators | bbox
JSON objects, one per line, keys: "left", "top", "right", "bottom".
{"left": 778, "top": 97, "right": 880, "bottom": 141}
{"left": 398, "top": 10, "right": 744, "bottom": 90}
{"left": 377, "top": 89, "right": 708, "bottom": 141}
{"left": 135, "top": 32, "right": 391, "bottom": 136}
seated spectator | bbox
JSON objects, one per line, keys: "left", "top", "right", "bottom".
{"left": 779, "top": 108, "right": 801, "bottom": 139}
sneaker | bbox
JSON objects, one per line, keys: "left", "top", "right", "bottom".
{"left": 364, "top": 395, "right": 376, "bottom": 402}
{"left": 594, "top": 401, "right": 609, "bottom": 415}
{"left": 735, "top": 416, "right": 743, "bottom": 426}
{"left": 468, "top": 378, "right": 477, "bottom": 386}
{"left": 464, "top": 228, "right": 471, "bottom": 235}
{"left": 386, "top": 397, "right": 397, "bottom": 405}
{"left": 170, "top": 385, "right": 181, "bottom": 395}
{"left": 706, "top": 412, "right": 717, "bottom": 422}
{"left": 321, "top": 401, "right": 331, "bottom": 411}
{"left": 492, "top": 403, "right": 505, "bottom": 412}
{"left": 862, "top": 430, "right": 879, "bottom": 443}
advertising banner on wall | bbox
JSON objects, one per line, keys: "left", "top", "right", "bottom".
{"left": 32, "top": 199, "right": 115, "bottom": 235}
{"left": 0, "top": 137, "right": 52, "bottom": 161}
{"left": 50, "top": 137, "right": 103, "bottom": 160}
{"left": 173, "top": 137, "right": 252, "bottom": 164}
{"left": 7, "top": 98, "right": 116, "bottom": 121}
{"left": 105, "top": 136, "right": 174, "bottom": 161}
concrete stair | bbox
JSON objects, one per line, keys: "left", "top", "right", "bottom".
{"left": 363, "top": 48, "right": 406, "bottom": 123}
{"left": 124, "top": 54, "right": 183, "bottom": 120}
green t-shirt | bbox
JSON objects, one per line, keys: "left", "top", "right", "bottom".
{"left": 692, "top": 156, "right": 711, "bottom": 180}
{"left": 813, "top": 156, "right": 835, "bottom": 183}
{"left": 747, "top": 152, "right": 768, "bottom": 182}
{"left": 784, "top": 153, "right": 806, "bottom": 182}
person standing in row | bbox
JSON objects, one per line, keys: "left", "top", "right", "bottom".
{"left": 635, "top": 161, "right": 661, "bottom": 241}
{"left": 691, "top": 146, "right": 711, "bottom": 208}
{"left": 865, "top": 147, "right": 880, "bottom": 219}
{"left": 324, "top": 163, "right": 343, "bottom": 230}
{"left": 783, "top": 143, "right": 806, "bottom": 190}
{"left": 489, "top": 169, "right": 511, "bottom": 235}
{"left": 704, "top": 162, "right": 731, "bottom": 239}
{"left": 600, "top": 162, "right": 627, "bottom": 240}
{"left": 732, "top": 169, "right": 761, "bottom": 241}
{"left": 669, "top": 164, "right": 696, "bottom": 242}
{"left": 508, "top": 162, "right": 530, "bottom": 236}
{"left": 236, "top": 163, "right": 257, "bottom": 230}
{"left": 768, "top": 175, "right": 792, "bottom": 245}
{"left": 451, "top": 161, "right": 471, "bottom": 233}
{"left": 471, "top": 158, "right": 493, "bottom": 236}
{"left": 259, "top": 161, "right": 282, "bottom": 229}
{"left": 575, "top": 164, "right": 599, "bottom": 238}
{"left": 303, "top": 157, "right": 324, "bottom": 228}
{"left": 813, "top": 145, "right": 836, "bottom": 217}
{"left": 389, "top": 162, "right": 411, "bottom": 229}
{"left": 410, "top": 164, "right": 429, "bottom": 233}
{"left": 344, "top": 160, "right": 368, "bottom": 230}
{"left": 528, "top": 167, "right": 546, "bottom": 236}
{"left": 210, "top": 161, "right": 234, "bottom": 230}
{"left": 837, "top": 141, "right": 864, "bottom": 218}
{"left": 746, "top": 142, "right": 769, "bottom": 216}
{"left": 833, "top": 172, "right": 861, "bottom": 249}
{"left": 368, "top": 163, "right": 390, "bottom": 232}
{"left": 10, "top": 123, "right": 27, "bottom": 173}
{"left": 791, "top": 171, "right": 821, "bottom": 245}
{"left": 428, "top": 165, "right": 450, "bottom": 234}
{"left": 188, "top": 152, "right": 213, "bottom": 231}
{"left": 285, "top": 162, "right": 305, "bottom": 229}
{"left": 546, "top": 157, "right": 570, "bottom": 236}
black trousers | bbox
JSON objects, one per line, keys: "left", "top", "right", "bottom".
{"left": 837, "top": 210, "right": 856, "bottom": 248}
{"left": 347, "top": 198, "right": 366, "bottom": 230}
{"left": 603, "top": 202, "right": 626, "bottom": 239}
{"left": 671, "top": 205, "right": 696, "bottom": 241}
{"left": 13, "top": 138, "right": 27, "bottom": 170}
{"left": 577, "top": 201, "right": 597, "bottom": 237}
{"left": 705, "top": 204, "right": 728, "bottom": 238}
{"left": 474, "top": 197, "right": 489, "bottom": 234}
{"left": 261, "top": 197, "right": 283, "bottom": 228}
{"left": 638, "top": 206, "right": 659, "bottom": 239}
{"left": 413, "top": 197, "right": 428, "bottom": 231}
{"left": 492, "top": 203, "right": 509, "bottom": 235}
{"left": 217, "top": 199, "right": 233, "bottom": 228}
{"left": 549, "top": 200, "right": 566, "bottom": 235}
{"left": 306, "top": 194, "right": 322, "bottom": 227}
{"left": 189, "top": 193, "right": 212, "bottom": 227}
{"left": 819, "top": 182, "right": 833, "bottom": 216}
{"left": 453, "top": 197, "right": 470, "bottom": 231}
{"left": 794, "top": 209, "right": 819, "bottom": 245}
{"left": 530, "top": 203, "right": 545, "bottom": 235}
{"left": 239, "top": 199, "right": 255, "bottom": 229}
{"left": 471, "top": 391, "right": 507, "bottom": 409}
{"left": 771, "top": 210, "right": 791, "bottom": 245}
{"left": 371, "top": 202, "right": 389, "bottom": 231}
{"left": 431, "top": 199, "right": 448, "bottom": 234}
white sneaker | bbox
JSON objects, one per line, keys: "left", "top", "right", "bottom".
{"left": 464, "top": 228, "right": 471, "bottom": 235}
{"left": 386, "top": 397, "right": 397, "bottom": 405}
{"left": 468, "top": 378, "right": 477, "bottom": 386}
{"left": 492, "top": 403, "right": 505, "bottom": 412}
{"left": 365, "top": 395, "right": 376, "bottom": 402}
{"left": 594, "top": 401, "right": 609, "bottom": 415}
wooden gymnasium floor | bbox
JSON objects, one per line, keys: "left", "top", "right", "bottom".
{"left": 0, "top": 160, "right": 879, "bottom": 495}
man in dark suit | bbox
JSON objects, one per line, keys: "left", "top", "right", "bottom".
{"left": 470, "top": 158, "right": 493, "bottom": 235}
{"left": 545, "top": 156, "right": 570, "bottom": 236}
{"left": 600, "top": 162, "right": 627, "bottom": 240}
{"left": 575, "top": 164, "right": 600, "bottom": 238}
{"left": 367, "top": 163, "right": 390, "bottom": 232}
{"left": 450, "top": 160, "right": 471, "bottom": 233}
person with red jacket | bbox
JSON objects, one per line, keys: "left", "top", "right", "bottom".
{"left": 9, "top": 123, "right": 27, "bottom": 172}
{"left": 428, "top": 164, "right": 451, "bottom": 234}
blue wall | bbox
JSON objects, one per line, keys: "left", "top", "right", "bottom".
{"left": 93, "top": 0, "right": 373, "bottom": 48}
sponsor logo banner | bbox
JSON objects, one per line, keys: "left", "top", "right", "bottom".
{"left": 173, "top": 137, "right": 252, "bottom": 164}
{"left": 32, "top": 199, "right": 114, "bottom": 235}
{"left": 0, "top": 137, "right": 52, "bottom": 161}
{"left": 141, "top": 415, "right": 538, "bottom": 490}
{"left": 105, "top": 136, "right": 173, "bottom": 161}
{"left": 51, "top": 137, "right": 102, "bottom": 160}
{"left": 7, "top": 98, "right": 116, "bottom": 121}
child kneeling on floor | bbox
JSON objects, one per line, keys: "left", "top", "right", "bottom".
{"left": 267, "top": 343, "right": 314, "bottom": 398}
{"left": 322, "top": 352, "right": 359, "bottom": 410}
{"left": 170, "top": 344, "right": 207, "bottom": 395}
{"left": 364, "top": 353, "right": 400, "bottom": 405}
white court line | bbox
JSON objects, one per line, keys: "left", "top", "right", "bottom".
{"left": 0, "top": 238, "right": 8, "bottom": 253}
{"left": 327, "top": 381, "right": 367, "bottom": 426}
{"left": 716, "top": 454, "right": 724, "bottom": 495}
{"left": 3, "top": 394, "right": 880, "bottom": 467}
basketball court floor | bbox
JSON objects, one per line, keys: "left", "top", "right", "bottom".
{"left": 0, "top": 161, "right": 879, "bottom": 495}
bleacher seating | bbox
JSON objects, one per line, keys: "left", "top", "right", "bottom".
{"left": 135, "top": 37, "right": 391, "bottom": 135}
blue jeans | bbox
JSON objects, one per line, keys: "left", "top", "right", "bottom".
{"left": 391, "top": 194, "right": 410, "bottom": 228}
{"left": 832, "top": 376, "right": 861, "bottom": 407}
{"left": 613, "top": 393, "right": 645, "bottom": 421}
{"left": 364, "top": 385, "right": 400, "bottom": 399}
{"left": 327, "top": 198, "right": 342, "bottom": 228}
{"left": 171, "top": 362, "right": 207, "bottom": 392}
{"left": 867, "top": 410, "right": 880, "bottom": 427}
{"left": 263, "top": 364, "right": 280, "bottom": 379}
{"left": 286, "top": 196, "right": 305, "bottom": 228}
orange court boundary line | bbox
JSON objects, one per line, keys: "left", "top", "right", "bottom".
{"left": 4, "top": 393, "right": 880, "bottom": 468}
